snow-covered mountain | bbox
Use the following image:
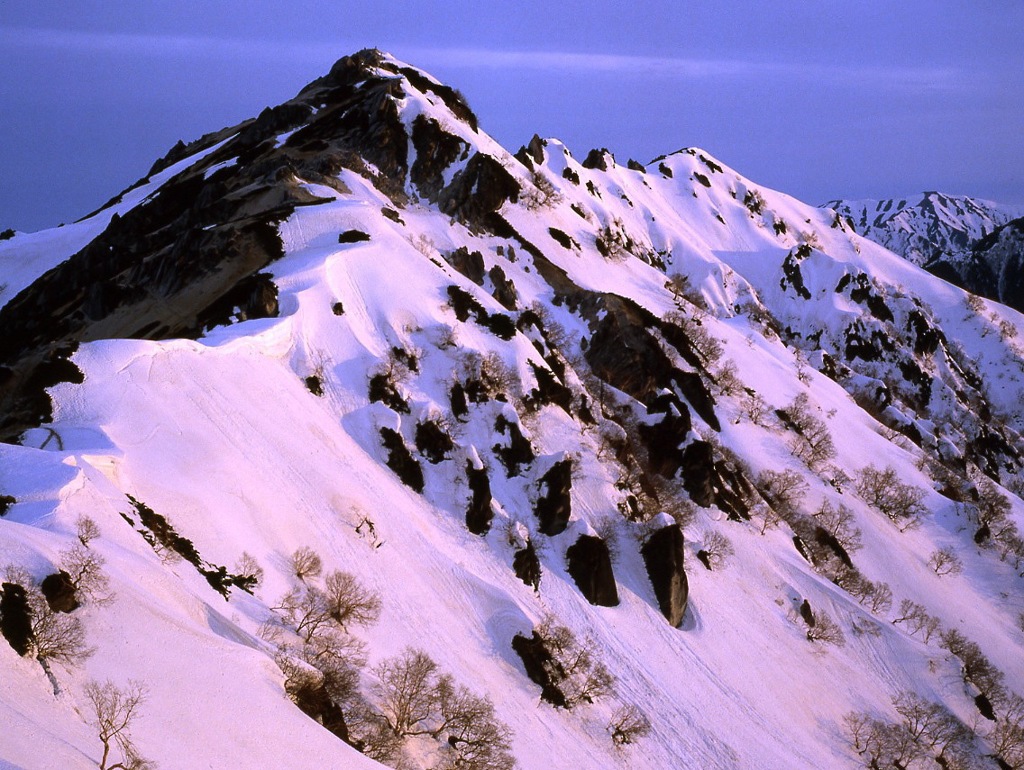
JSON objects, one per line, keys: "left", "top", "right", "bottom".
{"left": 825, "top": 193, "right": 1024, "bottom": 311}
{"left": 2, "top": 50, "right": 1024, "bottom": 770}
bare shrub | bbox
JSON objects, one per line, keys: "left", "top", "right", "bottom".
{"left": 712, "top": 359, "right": 744, "bottom": 397}
{"left": 845, "top": 692, "right": 973, "bottom": 770}
{"left": 536, "top": 616, "right": 615, "bottom": 707}
{"left": 989, "top": 692, "right": 1024, "bottom": 769}
{"left": 59, "top": 544, "right": 112, "bottom": 604}
{"left": 856, "top": 465, "right": 927, "bottom": 530}
{"left": 434, "top": 677, "right": 516, "bottom": 770}
{"left": 928, "top": 546, "right": 963, "bottom": 577}
{"left": 892, "top": 691, "right": 972, "bottom": 757}
{"left": 698, "top": 531, "right": 735, "bottom": 571}
{"left": 84, "top": 679, "right": 152, "bottom": 770}
{"left": 805, "top": 612, "right": 846, "bottom": 647}
{"left": 812, "top": 500, "right": 863, "bottom": 553}
{"left": 593, "top": 518, "right": 620, "bottom": 562}
{"left": 742, "top": 390, "right": 769, "bottom": 425}
{"left": 323, "top": 571, "right": 382, "bottom": 631}
{"left": 892, "top": 600, "right": 941, "bottom": 643}
{"left": 28, "top": 589, "right": 93, "bottom": 665}
{"left": 375, "top": 648, "right": 440, "bottom": 736}
{"left": 373, "top": 648, "right": 515, "bottom": 769}
{"left": 966, "top": 478, "right": 1013, "bottom": 544}
{"left": 276, "top": 587, "right": 333, "bottom": 645}
{"left": 862, "top": 581, "right": 894, "bottom": 615}
{"left": 234, "top": 552, "right": 264, "bottom": 587}
{"left": 480, "top": 353, "right": 519, "bottom": 399}
{"left": 290, "top": 547, "right": 323, "bottom": 582}
{"left": 782, "top": 393, "right": 836, "bottom": 470}
{"left": 940, "top": 629, "right": 1006, "bottom": 706}
{"left": 76, "top": 515, "right": 101, "bottom": 546}
{"left": 607, "top": 703, "right": 652, "bottom": 747}
{"left": 756, "top": 468, "right": 808, "bottom": 521}
{"left": 522, "top": 171, "right": 562, "bottom": 211}
{"left": 664, "top": 309, "right": 723, "bottom": 363}
{"left": 664, "top": 272, "right": 706, "bottom": 309}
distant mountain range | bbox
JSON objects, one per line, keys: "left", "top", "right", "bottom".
{"left": 825, "top": 193, "right": 1024, "bottom": 310}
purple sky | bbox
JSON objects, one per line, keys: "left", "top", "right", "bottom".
{"left": 2, "top": 1, "right": 1023, "bottom": 232}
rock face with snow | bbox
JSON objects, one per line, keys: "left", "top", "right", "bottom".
{"left": 2, "top": 49, "right": 1024, "bottom": 770}
{"left": 825, "top": 192, "right": 1024, "bottom": 310}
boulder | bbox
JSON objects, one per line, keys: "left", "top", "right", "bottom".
{"left": 511, "top": 631, "right": 566, "bottom": 707}
{"left": 0, "top": 583, "right": 33, "bottom": 656}
{"left": 535, "top": 460, "right": 572, "bottom": 535}
{"left": 513, "top": 539, "right": 541, "bottom": 590}
{"left": 565, "top": 535, "right": 619, "bottom": 607}
{"left": 641, "top": 523, "right": 688, "bottom": 627}
{"left": 465, "top": 462, "right": 493, "bottom": 535}
{"left": 40, "top": 571, "right": 79, "bottom": 613}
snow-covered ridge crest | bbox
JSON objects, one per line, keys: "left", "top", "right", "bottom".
{"left": 1, "top": 49, "right": 1024, "bottom": 770}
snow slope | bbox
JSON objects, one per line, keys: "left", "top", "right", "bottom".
{"left": 2, "top": 50, "right": 1023, "bottom": 770}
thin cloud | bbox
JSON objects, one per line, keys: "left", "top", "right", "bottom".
{"left": 2, "top": 27, "right": 966, "bottom": 92}
{"left": 412, "top": 46, "right": 966, "bottom": 92}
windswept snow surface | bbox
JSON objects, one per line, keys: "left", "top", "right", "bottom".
{"left": 2, "top": 52, "right": 1024, "bottom": 770}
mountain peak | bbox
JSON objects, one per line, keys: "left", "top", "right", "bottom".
{"left": 3, "top": 50, "right": 1024, "bottom": 770}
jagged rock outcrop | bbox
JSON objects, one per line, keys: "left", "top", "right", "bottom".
{"left": 641, "top": 523, "right": 688, "bottom": 627}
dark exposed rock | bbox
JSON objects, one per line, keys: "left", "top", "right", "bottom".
{"left": 488, "top": 266, "right": 517, "bottom": 310}
{"left": 380, "top": 428, "right": 424, "bottom": 493}
{"left": 393, "top": 64, "right": 479, "bottom": 131}
{"left": 304, "top": 375, "right": 324, "bottom": 396}
{"left": 582, "top": 295, "right": 720, "bottom": 430}
{"left": 337, "top": 230, "right": 371, "bottom": 244}
{"left": 513, "top": 538, "right": 541, "bottom": 591}
{"left": 673, "top": 371, "right": 720, "bottom": 431}
{"left": 549, "top": 228, "right": 576, "bottom": 250}
{"left": 124, "top": 495, "right": 248, "bottom": 597}
{"left": 0, "top": 582, "right": 33, "bottom": 656}
{"left": 197, "top": 272, "right": 280, "bottom": 332}
{"left": 0, "top": 49, "right": 451, "bottom": 440}
{"left": 450, "top": 382, "right": 469, "bottom": 419}
{"left": 0, "top": 495, "right": 15, "bottom": 516}
{"left": 535, "top": 459, "right": 572, "bottom": 536}
{"left": 493, "top": 415, "right": 535, "bottom": 477}
{"left": 368, "top": 373, "right": 409, "bottom": 413}
{"left": 582, "top": 148, "right": 612, "bottom": 171}
{"left": 445, "top": 247, "right": 486, "bottom": 285}
{"left": 289, "top": 678, "right": 351, "bottom": 744}
{"left": 639, "top": 395, "right": 692, "bottom": 477}
{"left": 799, "top": 599, "right": 815, "bottom": 628}
{"left": 526, "top": 361, "right": 573, "bottom": 413}
{"left": 436, "top": 153, "right": 520, "bottom": 229}
{"left": 780, "top": 246, "right": 812, "bottom": 300}
{"left": 565, "top": 535, "right": 619, "bottom": 607}
{"left": 511, "top": 631, "right": 567, "bottom": 708}
{"left": 40, "top": 571, "right": 79, "bottom": 613}
{"left": 680, "top": 441, "right": 715, "bottom": 507}
{"left": 627, "top": 159, "right": 646, "bottom": 173}
{"left": 641, "top": 523, "right": 688, "bottom": 627}
{"left": 415, "top": 421, "right": 454, "bottom": 464}
{"left": 465, "top": 462, "right": 493, "bottom": 535}
{"left": 410, "top": 115, "right": 468, "bottom": 201}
